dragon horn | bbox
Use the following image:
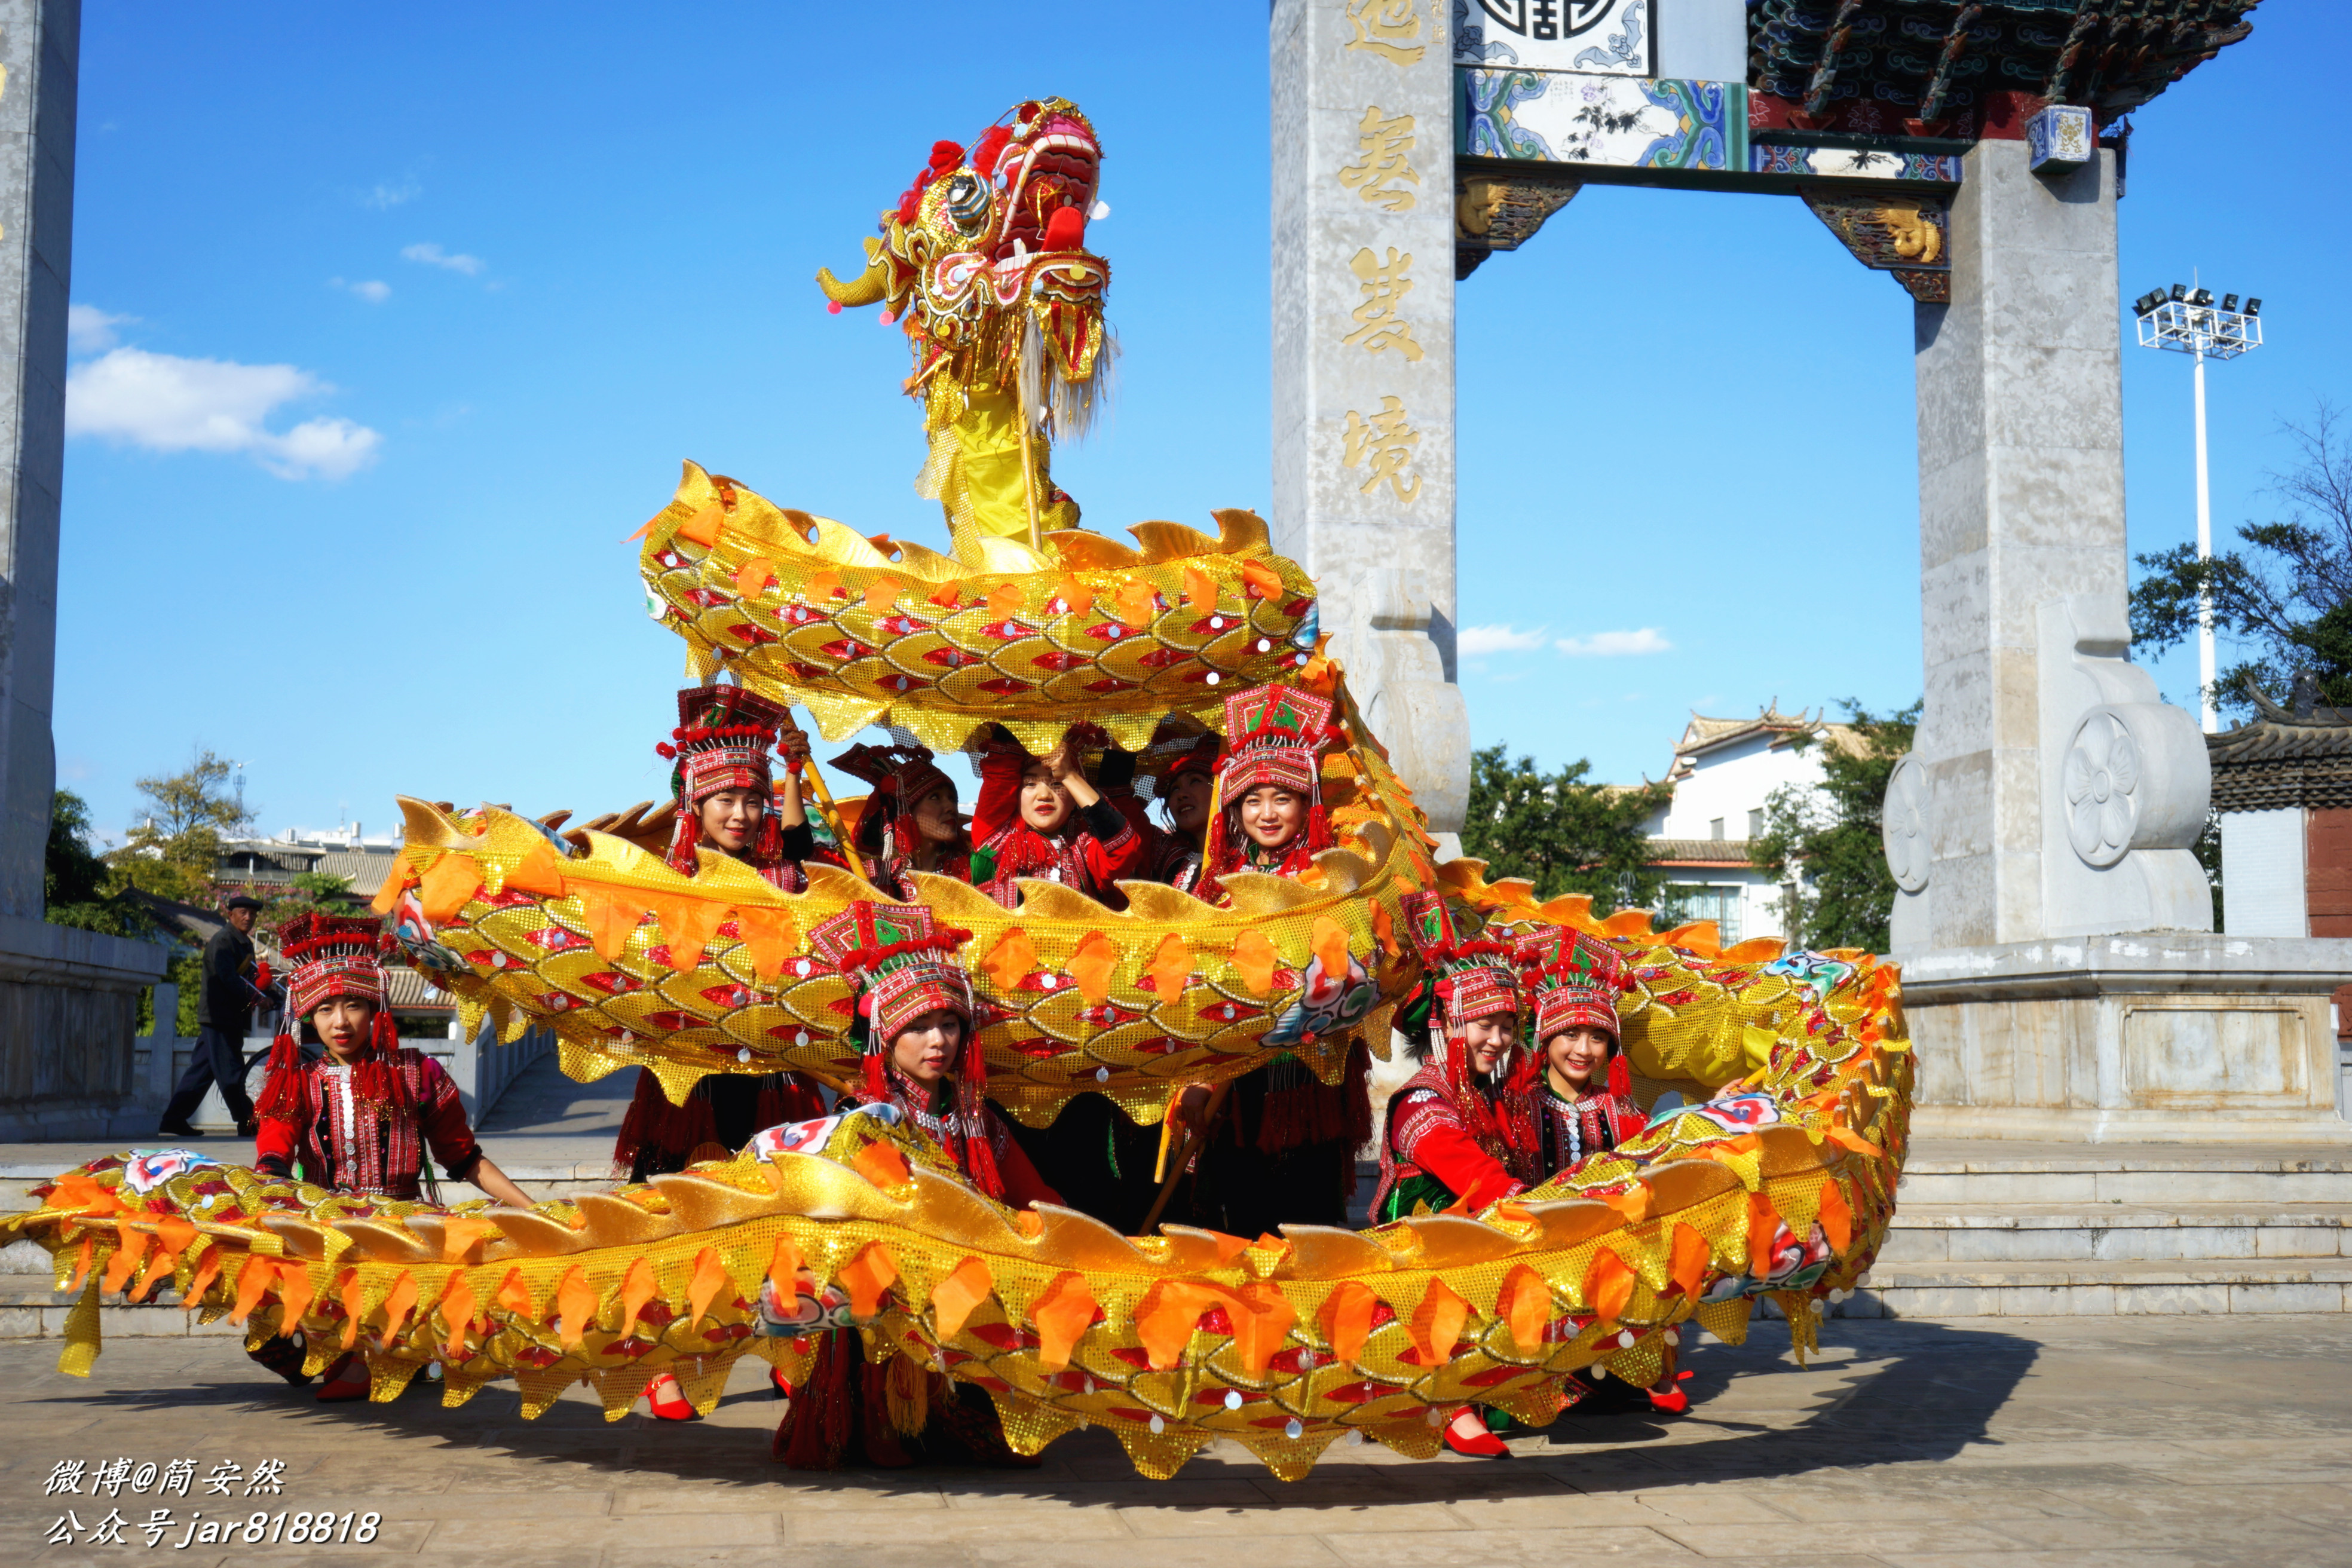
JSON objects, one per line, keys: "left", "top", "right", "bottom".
{"left": 817, "top": 236, "right": 891, "bottom": 308}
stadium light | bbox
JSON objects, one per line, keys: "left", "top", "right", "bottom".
{"left": 2135, "top": 281, "right": 2268, "bottom": 733}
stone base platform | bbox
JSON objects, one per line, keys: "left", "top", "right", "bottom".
{"left": 1900, "top": 933, "right": 2352, "bottom": 1144}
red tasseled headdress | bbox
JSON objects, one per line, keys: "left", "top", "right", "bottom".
{"left": 660, "top": 682, "right": 789, "bottom": 878}
{"left": 1203, "top": 683, "right": 1336, "bottom": 883}
{"left": 256, "top": 911, "right": 404, "bottom": 1122}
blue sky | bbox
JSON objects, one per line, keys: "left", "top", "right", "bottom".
{"left": 58, "top": 1, "right": 2344, "bottom": 844}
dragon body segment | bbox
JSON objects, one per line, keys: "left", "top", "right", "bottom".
{"left": 642, "top": 462, "right": 1319, "bottom": 752}
{"left": 5, "top": 951, "right": 1907, "bottom": 1481}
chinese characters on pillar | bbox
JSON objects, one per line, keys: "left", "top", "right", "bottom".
{"left": 1343, "top": 0, "right": 1428, "bottom": 65}
{"left": 1337, "top": 107, "right": 1419, "bottom": 212}
{"left": 1343, "top": 247, "right": 1424, "bottom": 360}
{"left": 1331, "top": 13, "right": 1432, "bottom": 507}
{"left": 1342, "top": 396, "right": 1423, "bottom": 502}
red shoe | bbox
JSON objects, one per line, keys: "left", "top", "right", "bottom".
{"left": 645, "top": 1373, "right": 697, "bottom": 1422}
{"left": 770, "top": 1367, "right": 794, "bottom": 1401}
{"left": 314, "top": 1354, "right": 368, "bottom": 1403}
{"left": 1647, "top": 1380, "right": 1690, "bottom": 1415}
{"left": 1442, "top": 1407, "right": 1510, "bottom": 1458}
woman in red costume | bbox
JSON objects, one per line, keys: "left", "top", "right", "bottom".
{"left": 1520, "top": 926, "right": 1689, "bottom": 1415}
{"left": 249, "top": 914, "right": 534, "bottom": 1400}
{"left": 1099, "top": 731, "right": 1219, "bottom": 896}
{"left": 1368, "top": 892, "right": 1539, "bottom": 1455}
{"left": 964, "top": 727, "right": 1141, "bottom": 906}
{"left": 616, "top": 682, "right": 829, "bottom": 1418}
{"left": 828, "top": 741, "right": 971, "bottom": 897}
{"left": 1171, "top": 685, "right": 1366, "bottom": 1238}
{"left": 768, "top": 900, "right": 1059, "bottom": 1468}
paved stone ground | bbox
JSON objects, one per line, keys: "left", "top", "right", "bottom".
{"left": 4, "top": 1315, "right": 2347, "bottom": 1567}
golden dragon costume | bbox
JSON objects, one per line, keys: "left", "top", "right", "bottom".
{"left": 2, "top": 97, "right": 1915, "bottom": 1481}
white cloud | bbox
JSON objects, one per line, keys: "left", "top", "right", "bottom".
{"left": 401, "top": 241, "right": 484, "bottom": 275}
{"left": 331, "top": 277, "right": 391, "bottom": 304}
{"left": 363, "top": 179, "right": 421, "bottom": 210}
{"left": 1458, "top": 623, "right": 1549, "bottom": 657}
{"left": 66, "top": 347, "right": 382, "bottom": 480}
{"left": 67, "top": 304, "right": 134, "bottom": 353}
{"left": 1556, "top": 627, "right": 1673, "bottom": 657}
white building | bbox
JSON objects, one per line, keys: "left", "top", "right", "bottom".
{"left": 1633, "top": 706, "right": 1856, "bottom": 945}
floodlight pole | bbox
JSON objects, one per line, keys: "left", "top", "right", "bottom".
{"left": 2134, "top": 287, "right": 2262, "bottom": 734}
{"left": 2192, "top": 338, "right": 2214, "bottom": 733}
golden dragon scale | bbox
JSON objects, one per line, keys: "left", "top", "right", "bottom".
{"left": 641, "top": 461, "right": 1320, "bottom": 753}
{"left": 4, "top": 948, "right": 1909, "bottom": 1482}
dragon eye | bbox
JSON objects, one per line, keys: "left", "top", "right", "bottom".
{"left": 942, "top": 171, "right": 990, "bottom": 235}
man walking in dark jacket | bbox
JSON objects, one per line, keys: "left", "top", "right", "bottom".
{"left": 159, "top": 895, "right": 270, "bottom": 1137}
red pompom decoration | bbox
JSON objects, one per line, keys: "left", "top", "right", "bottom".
{"left": 655, "top": 743, "right": 676, "bottom": 758}
{"left": 896, "top": 189, "right": 921, "bottom": 225}
{"left": 972, "top": 125, "right": 1013, "bottom": 176}
{"left": 929, "top": 139, "right": 964, "bottom": 170}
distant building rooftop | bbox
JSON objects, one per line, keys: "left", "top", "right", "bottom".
{"left": 2208, "top": 683, "right": 2352, "bottom": 813}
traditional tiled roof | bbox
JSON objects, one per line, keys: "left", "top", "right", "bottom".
{"left": 384, "top": 964, "right": 455, "bottom": 1015}
{"left": 1669, "top": 705, "right": 1864, "bottom": 776}
{"left": 1749, "top": 1, "right": 2258, "bottom": 127}
{"left": 2207, "top": 685, "right": 2352, "bottom": 812}
{"left": 1647, "top": 838, "right": 1765, "bottom": 868}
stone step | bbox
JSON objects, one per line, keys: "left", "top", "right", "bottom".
{"left": 1897, "top": 1140, "right": 2352, "bottom": 1205}
{"left": 1838, "top": 1256, "right": 2352, "bottom": 1318}
{"left": 1882, "top": 1201, "right": 2352, "bottom": 1264}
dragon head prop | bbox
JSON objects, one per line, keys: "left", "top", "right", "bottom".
{"left": 819, "top": 98, "right": 1112, "bottom": 551}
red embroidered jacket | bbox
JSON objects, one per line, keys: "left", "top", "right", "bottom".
{"left": 253, "top": 1048, "right": 482, "bottom": 1201}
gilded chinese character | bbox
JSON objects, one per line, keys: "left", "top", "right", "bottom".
{"left": 1337, "top": 107, "right": 1419, "bottom": 213}
{"left": 1343, "top": 0, "right": 1426, "bottom": 65}
{"left": 1341, "top": 396, "right": 1422, "bottom": 503}
{"left": 1342, "top": 247, "right": 1425, "bottom": 361}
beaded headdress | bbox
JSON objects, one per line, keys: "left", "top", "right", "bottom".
{"left": 831, "top": 742, "right": 957, "bottom": 862}
{"left": 657, "top": 682, "right": 789, "bottom": 876}
{"left": 1518, "top": 924, "right": 1631, "bottom": 1047}
{"left": 1204, "top": 683, "right": 1334, "bottom": 878}
{"left": 1218, "top": 682, "right": 1333, "bottom": 798}
{"left": 258, "top": 912, "right": 403, "bottom": 1119}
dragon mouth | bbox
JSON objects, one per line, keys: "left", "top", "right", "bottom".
{"left": 994, "top": 126, "right": 1100, "bottom": 262}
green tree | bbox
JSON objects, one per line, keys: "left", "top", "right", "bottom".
{"left": 1749, "top": 700, "right": 1920, "bottom": 953}
{"left": 108, "top": 748, "right": 253, "bottom": 902}
{"left": 1460, "top": 746, "right": 1672, "bottom": 912}
{"left": 45, "top": 789, "right": 158, "bottom": 941}
{"left": 2130, "top": 402, "right": 2352, "bottom": 721}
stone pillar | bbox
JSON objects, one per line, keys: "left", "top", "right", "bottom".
{"left": 1270, "top": 0, "right": 1468, "bottom": 833}
{"left": 0, "top": 0, "right": 74, "bottom": 915}
{"left": 1904, "top": 143, "right": 2133, "bottom": 948}
{"left": 1894, "top": 140, "right": 2348, "bottom": 1143}
{"left": 0, "top": 1, "right": 169, "bottom": 1141}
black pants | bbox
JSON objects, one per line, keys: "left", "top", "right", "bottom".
{"left": 161, "top": 1026, "right": 255, "bottom": 1130}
